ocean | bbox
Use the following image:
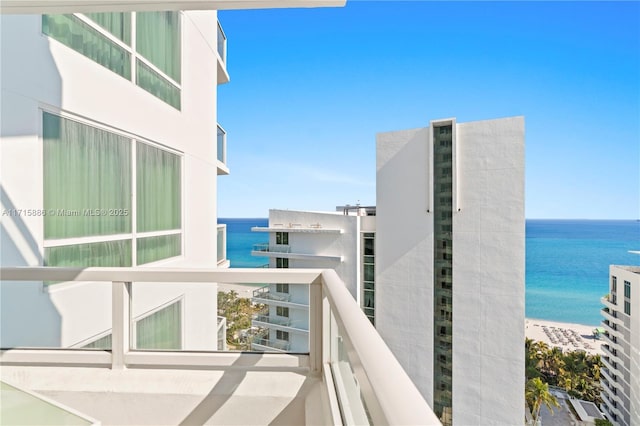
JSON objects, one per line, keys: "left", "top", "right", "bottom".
{"left": 218, "top": 218, "right": 640, "bottom": 326}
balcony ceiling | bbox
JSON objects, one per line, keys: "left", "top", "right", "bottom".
{"left": 1, "top": 0, "right": 346, "bottom": 14}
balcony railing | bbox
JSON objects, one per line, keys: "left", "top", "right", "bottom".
{"left": 216, "top": 223, "right": 227, "bottom": 265}
{"left": 217, "top": 20, "right": 227, "bottom": 65}
{"left": 252, "top": 313, "right": 308, "bottom": 332}
{"left": 252, "top": 243, "right": 291, "bottom": 253}
{"left": 0, "top": 267, "right": 440, "bottom": 426}
{"left": 216, "top": 124, "right": 228, "bottom": 175}
{"left": 252, "top": 285, "right": 291, "bottom": 302}
{"left": 216, "top": 20, "right": 229, "bottom": 85}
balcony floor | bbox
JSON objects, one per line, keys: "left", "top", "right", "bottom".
{"left": 1, "top": 361, "right": 323, "bottom": 425}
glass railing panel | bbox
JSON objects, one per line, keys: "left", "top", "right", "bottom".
{"left": 328, "top": 306, "right": 371, "bottom": 425}
{"left": 218, "top": 282, "right": 309, "bottom": 352}
{"left": 131, "top": 281, "right": 216, "bottom": 351}
{"left": 216, "top": 125, "right": 226, "bottom": 164}
{"left": 0, "top": 280, "right": 112, "bottom": 350}
{"left": 217, "top": 20, "right": 226, "bottom": 64}
{"left": 216, "top": 224, "right": 226, "bottom": 264}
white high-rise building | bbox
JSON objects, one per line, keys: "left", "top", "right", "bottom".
{"left": 601, "top": 264, "right": 640, "bottom": 426}
{"left": 250, "top": 208, "right": 376, "bottom": 351}
{"left": 376, "top": 116, "right": 525, "bottom": 425}
{"left": 1, "top": 9, "right": 234, "bottom": 350}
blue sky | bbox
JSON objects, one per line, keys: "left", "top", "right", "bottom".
{"left": 217, "top": 1, "right": 639, "bottom": 219}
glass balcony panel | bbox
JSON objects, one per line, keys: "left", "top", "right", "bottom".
{"left": 329, "top": 305, "right": 371, "bottom": 425}
{"left": 216, "top": 20, "right": 226, "bottom": 64}
{"left": 0, "top": 280, "right": 112, "bottom": 350}
{"left": 216, "top": 224, "right": 226, "bottom": 264}
{"left": 131, "top": 282, "right": 217, "bottom": 351}
{"left": 216, "top": 124, "right": 226, "bottom": 164}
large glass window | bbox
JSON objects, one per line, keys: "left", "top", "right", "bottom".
{"left": 85, "top": 12, "right": 132, "bottom": 44}
{"left": 624, "top": 281, "right": 631, "bottom": 298}
{"left": 135, "top": 301, "right": 182, "bottom": 350}
{"left": 42, "top": 14, "right": 131, "bottom": 79}
{"left": 43, "top": 112, "right": 132, "bottom": 240}
{"left": 137, "top": 234, "right": 181, "bottom": 265}
{"left": 433, "top": 123, "right": 453, "bottom": 426}
{"left": 45, "top": 240, "right": 132, "bottom": 267}
{"left": 276, "top": 232, "right": 289, "bottom": 245}
{"left": 43, "top": 112, "right": 182, "bottom": 272}
{"left": 43, "top": 12, "right": 182, "bottom": 109}
{"left": 276, "top": 258, "right": 289, "bottom": 268}
{"left": 136, "top": 12, "right": 181, "bottom": 82}
{"left": 137, "top": 141, "right": 181, "bottom": 233}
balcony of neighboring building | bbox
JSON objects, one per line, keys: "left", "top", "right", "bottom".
{"left": 216, "top": 20, "right": 229, "bottom": 84}
{"left": 252, "top": 223, "right": 343, "bottom": 234}
{"left": 252, "top": 310, "right": 309, "bottom": 333}
{"left": 601, "top": 306, "right": 624, "bottom": 327}
{"left": 601, "top": 294, "right": 618, "bottom": 311}
{"left": 216, "top": 124, "right": 229, "bottom": 175}
{"left": 601, "top": 392, "right": 625, "bottom": 424}
{"left": 601, "top": 367, "right": 624, "bottom": 394}
{"left": 0, "top": 266, "right": 441, "bottom": 426}
{"left": 251, "top": 243, "right": 343, "bottom": 262}
{"left": 602, "top": 319, "right": 624, "bottom": 341}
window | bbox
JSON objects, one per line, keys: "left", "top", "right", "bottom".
{"left": 276, "top": 258, "right": 289, "bottom": 268}
{"left": 276, "top": 330, "right": 289, "bottom": 341}
{"left": 276, "top": 283, "right": 289, "bottom": 294}
{"left": 276, "top": 232, "right": 289, "bottom": 245}
{"left": 135, "top": 300, "right": 182, "bottom": 350}
{"left": 43, "top": 112, "right": 182, "bottom": 272}
{"left": 42, "top": 14, "right": 132, "bottom": 79}
{"left": 624, "top": 281, "right": 631, "bottom": 298}
{"left": 624, "top": 301, "right": 631, "bottom": 316}
{"left": 276, "top": 306, "right": 289, "bottom": 317}
{"left": 82, "top": 333, "right": 112, "bottom": 349}
{"left": 612, "top": 276, "right": 617, "bottom": 293}
{"left": 43, "top": 12, "right": 182, "bottom": 109}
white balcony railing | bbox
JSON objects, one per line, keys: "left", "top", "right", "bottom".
{"left": 0, "top": 267, "right": 440, "bottom": 426}
{"left": 252, "top": 243, "right": 291, "bottom": 253}
{"left": 216, "top": 20, "right": 230, "bottom": 84}
{"left": 216, "top": 223, "right": 228, "bottom": 265}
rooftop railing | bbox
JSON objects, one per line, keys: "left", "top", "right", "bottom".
{"left": 1, "top": 266, "right": 440, "bottom": 425}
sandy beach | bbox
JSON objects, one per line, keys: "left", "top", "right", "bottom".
{"left": 525, "top": 318, "right": 603, "bottom": 355}
{"left": 217, "top": 282, "right": 263, "bottom": 298}
{"left": 216, "top": 283, "right": 605, "bottom": 356}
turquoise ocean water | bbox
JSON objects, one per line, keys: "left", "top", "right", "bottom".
{"left": 219, "top": 218, "right": 640, "bottom": 325}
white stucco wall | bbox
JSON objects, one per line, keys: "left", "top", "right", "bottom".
{"left": 376, "top": 117, "right": 525, "bottom": 425}
{"left": 0, "top": 12, "right": 222, "bottom": 349}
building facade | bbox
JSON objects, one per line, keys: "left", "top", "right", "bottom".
{"left": 376, "top": 116, "right": 525, "bottom": 425}
{"left": 250, "top": 208, "right": 375, "bottom": 352}
{"left": 601, "top": 265, "right": 640, "bottom": 426}
{"left": 1, "top": 10, "right": 230, "bottom": 349}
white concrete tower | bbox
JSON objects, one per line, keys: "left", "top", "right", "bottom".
{"left": 375, "top": 116, "right": 525, "bottom": 425}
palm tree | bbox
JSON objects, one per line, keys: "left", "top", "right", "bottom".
{"left": 526, "top": 377, "right": 560, "bottom": 423}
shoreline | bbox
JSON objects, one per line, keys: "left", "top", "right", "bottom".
{"left": 525, "top": 318, "right": 603, "bottom": 355}
{"left": 215, "top": 283, "right": 605, "bottom": 356}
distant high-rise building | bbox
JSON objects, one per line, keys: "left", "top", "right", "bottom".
{"left": 600, "top": 264, "right": 640, "bottom": 426}
{"left": 375, "top": 116, "right": 525, "bottom": 425}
